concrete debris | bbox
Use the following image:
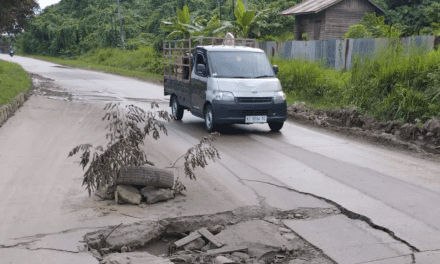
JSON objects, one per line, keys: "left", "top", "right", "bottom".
{"left": 121, "top": 246, "right": 128, "bottom": 252}
{"left": 90, "top": 249, "right": 102, "bottom": 261}
{"left": 183, "top": 237, "right": 206, "bottom": 250}
{"left": 263, "top": 216, "right": 280, "bottom": 225}
{"left": 141, "top": 186, "right": 174, "bottom": 204}
{"left": 169, "top": 254, "right": 194, "bottom": 263}
{"left": 95, "top": 184, "right": 116, "bottom": 200}
{"left": 209, "top": 225, "right": 225, "bottom": 235}
{"left": 214, "top": 256, "right": 240, "bottom": 264}
{"left": 206, "top": 246, "right": 248, "bottom": 256}
{"left": 198, "top": 227, "right": 225, "bottom": 248}
{"left": 294, "top": 214, "right": 303, "bottom": 218}
{"left": 287, "top": 214, "right": 294, "bottom": 219}
{"left": 232, "top": 252, "right": 251, "bottom": 260}
{"left": 116, "top": 185, "right": 142, "bottom": 205}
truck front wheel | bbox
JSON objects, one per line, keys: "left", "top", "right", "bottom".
{"left": 204, "top": 104, "right": 216, "bottom": 132}
{"left": 171, "top": 96, "right": 184, "bottom": 120}
{"left": 268, "top": 121, "right": 284, "bottom": 132}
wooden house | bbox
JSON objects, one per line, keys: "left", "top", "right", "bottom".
{"left": 278, "top": 0, "right": 384, "bottom": 40}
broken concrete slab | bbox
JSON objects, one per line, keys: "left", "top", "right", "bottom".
{"left": 141, "top": 186, "right": 174, "bottom": 204}
{"left": 214, "top": 255, "right": 240, "bottom": 264}
{"left": 198, "top": 227, "right": 225, "bottom": 248}
{"left": 85, "top": 221, "right": 165, "bottom": 251}
{"left": 283, "top": 215, "right": 413, "bottom": 264}
{"left": 365, "top": 255, "right": 413, "bottom": 264}
{"left": 117, "top": 185, "right": 142, "bottom": 205}
{"left": 183, "top": 237, "right": 206, "bottom": 250}
{"left": 101, "top": 252, "right": 174, "bottom": 264}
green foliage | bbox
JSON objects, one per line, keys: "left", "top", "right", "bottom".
{"left": 0, "top": 60, "right": 32, "bottom": 107}
{"left": 271, "top": 57, "right": 349, "bottom": 108}
{"left": 344, "top": 13, "right": 402, "bottom": 39}
{"left": 301, "top": 33, "right": 309, "bottom": 41}
{"left": 273, "top": 43, "right": 440, "bottom": 122}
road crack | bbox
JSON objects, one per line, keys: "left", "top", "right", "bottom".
{"left": 242, "top": 179, "right": 421, "bottom": 253}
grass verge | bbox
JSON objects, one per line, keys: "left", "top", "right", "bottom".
{"left": 26, "top": 46, "right": 163, "bottom": 84}
{"left": 0, "top": 60, "right": 32, "bottom": 106}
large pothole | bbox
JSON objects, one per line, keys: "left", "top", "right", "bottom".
{"left": 84, "top": 206, "right": 338, "bottom": 264}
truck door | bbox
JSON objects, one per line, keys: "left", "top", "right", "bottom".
{"left": 190, "top": 50, "right": 209, "bottom": 117}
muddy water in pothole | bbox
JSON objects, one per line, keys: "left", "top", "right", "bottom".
{"left": 138, "top": 235, "right": 181, "bottom": 256}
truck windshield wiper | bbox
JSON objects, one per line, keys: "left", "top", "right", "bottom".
{"left": 254, "top": 75, "right": 274, "bottom": 78}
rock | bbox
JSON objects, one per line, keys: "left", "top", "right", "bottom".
{"left": 422, "top": 118, "right": 440, "bottom": 135}
{"left": 427, "top": 132, "right": 434, "bottom": 137}
{"left": 232, "top": 252, "right": 250, "bottom": 260}
{"left": 121, "top": 246, "right": 128, "bottom": 252}
{"left": 95, "top": 184, "right": 116, "bottom": 200}
{"left": 171, "top": 254, "right": 194, "bottom": 263}
{"left": 201, "top": 242, "right": 211, "bottom": 252}
{"left": 141, "top": 186, "right": 174, "bottom": 204}
{"left": 359, "top": 115, "right": 376, "bottom": 130}
{"left": 278, "top": 227, "right": 291, "bottom": 233}
{"left": 209, "top": 225, "right": 225, "bottom": 235}
{"left": 116, "top": 185, "right": 142, "bottom": 205}
{"left": 101, "top": 248, "right": 110, "bottom": 255}
{"left": 294, "top": 214, "right": 303, "bottom": 218}
{"left": 90, "top": 249, "right": 102, "bottom": 260}
{"left": 399, "top": 124, "right": 418, "bottom": 140}
{"left": 214, "top": 256, "right": 239, "bottom": 264}
{"left": 287, "top": 214, "right": 294, "bottom": 219}
{"left": 183, "top": 237, "right": 206, "bottom": 250}
{"left": 138, "top": 203, "right": 146, "bottom": 208}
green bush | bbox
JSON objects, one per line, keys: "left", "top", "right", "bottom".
{"left": 79, "top": 46, "right": 163, "bottom": 75}
{"left": 274, "top": 42, "right": 440, "bottom": 122}
{"left": 271, "top": 57, "right": 349, "bottom": 109}
{"left": 0, "top": 60, "right": 32, "bottom": 106}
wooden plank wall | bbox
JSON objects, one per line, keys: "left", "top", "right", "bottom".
{"left": 323, "top": 0, "right": 376, "bottom": 39}
{"left": 294, "top": 12, "right": 326, "bottom": 41}
{"left": 293, "top": 0, "right": 379, "bottom": 40}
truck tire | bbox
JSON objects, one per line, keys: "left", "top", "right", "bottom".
{"left": 117, "top": 165, "right": 174, "bottom": 188}
{"left": 204, "top": 104, "right": 217, "bottom": 132}
{"left": 268, "top": 121, "right": 284, "bottom": 132}
{"left": 171, "top": 96, "right": 184, "bottom": 120}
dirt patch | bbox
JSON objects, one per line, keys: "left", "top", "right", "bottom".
{"left": 30, "top": 73, "right": 72, "bottom": 100}
{"left": 287, "top": 103, "right": 440, "bottom": 161}
{"left": 83, "top": 206, "right": 338, "bottom": 264}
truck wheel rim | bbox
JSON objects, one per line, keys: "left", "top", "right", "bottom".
{"left": 206, "top": 109, "right": 212, "bottom": 129}
{"left": 172, "top": 99, "right": 177, "bottom": 116}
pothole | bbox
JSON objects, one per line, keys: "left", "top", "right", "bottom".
{"left": 84, "top": 206, "right": 338, "bottom": 264}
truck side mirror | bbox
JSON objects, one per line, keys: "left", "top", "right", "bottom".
{"left": 273, "top": 65, "right": 279, "bottom": 75}
{"left": 196, "top": 64, "right": 207, "bottom": 75}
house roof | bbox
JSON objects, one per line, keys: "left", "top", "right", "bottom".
{"left": 278, "top": 0, "right": 384, "bottom": 16}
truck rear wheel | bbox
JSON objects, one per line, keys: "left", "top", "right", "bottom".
{"left": 268, "top": 121, "right": 284, "bottom": 132}
{"left": 171, "top": 96, "right": 184, "bottom": 120}
{"left": 204, "top": 104, "right": 216, "bottom": 132}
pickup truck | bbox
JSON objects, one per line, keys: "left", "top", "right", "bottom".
{"left": 163, "top": 36, "right": 286, "bottom": 132}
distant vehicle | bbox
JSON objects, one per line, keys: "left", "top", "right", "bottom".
{"left": 163, "top": 36, "right": 287, "bottom": 132}
{"left": 9, "top": 50, "right": 14, "bottom": 57}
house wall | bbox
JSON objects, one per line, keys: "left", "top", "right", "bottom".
{"left": 323, "top": 0, "right": 376, "bottom": 39}
{"left": 294, "top": 12, "right": 326, "bottom": 41}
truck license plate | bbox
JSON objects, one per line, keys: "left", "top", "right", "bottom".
{"left": 245, "top": 116, "right": 267, "bottom": 123}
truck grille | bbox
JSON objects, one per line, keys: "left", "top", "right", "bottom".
{"left": 228, "top": 110, "right": 269, "bottom": 117}
{"left": 236, "top": 97, "right": 272, "bottom": 103}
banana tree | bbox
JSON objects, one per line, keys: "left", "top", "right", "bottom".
{"left": 161, "top": 5, "right": 204, "bottom": 39}
{"left": 213, "top": 0, "right": 269, "bottom": 38}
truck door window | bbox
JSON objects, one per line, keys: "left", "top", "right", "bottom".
{"left": 195, "top": 53, "right": 207, "bottom": 76}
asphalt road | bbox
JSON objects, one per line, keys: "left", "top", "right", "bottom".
{"left": 1, "top": 55, "right": 440, "bottom": 263}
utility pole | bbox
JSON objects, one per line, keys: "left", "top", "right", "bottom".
{"left": 117, "top": 0, "right": 125, "bottom": 49}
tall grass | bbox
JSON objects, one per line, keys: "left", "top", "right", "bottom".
{"left": 275, "top": 43, "right": 440, "bottom": 122}
{"left": 271, "top": 56, "right": 350, "bottom": 109}
{"left": 344, "top": 43, "right": 440, "bottom": 122}
{"left": 0, "top": 60, "right": 32, "bottom": 106}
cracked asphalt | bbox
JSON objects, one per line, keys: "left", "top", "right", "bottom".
{"left": 1, "top": 55, "right": 440, "bottom": 263}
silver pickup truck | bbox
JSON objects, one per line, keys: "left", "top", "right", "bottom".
{"left": 163, "top": 36, "right": 286, "bottom": 132}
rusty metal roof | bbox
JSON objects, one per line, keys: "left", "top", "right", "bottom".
{"left": 278, "top": 0, "right": 384, "bottom": 16}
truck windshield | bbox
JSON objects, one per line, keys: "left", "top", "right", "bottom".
{"left": 208, "top": 51, "right": 275, "bottom": 78}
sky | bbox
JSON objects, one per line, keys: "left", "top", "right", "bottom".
{"left": 38, "top": 0, "right": 61, "bottom": 10}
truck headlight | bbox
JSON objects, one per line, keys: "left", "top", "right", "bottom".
{"left": 274, "top": 91, "right": 286, "bottom": 103}
{"left": 214, "top": 91, "right": 235, "bottom": 101}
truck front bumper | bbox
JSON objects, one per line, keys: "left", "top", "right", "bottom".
{"left": 212, "top": 100, "right": 287, "bottom": 124}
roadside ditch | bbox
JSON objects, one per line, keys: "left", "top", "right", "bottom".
{"left": 286, "top": 103, "right": 440, "bottom": 161}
